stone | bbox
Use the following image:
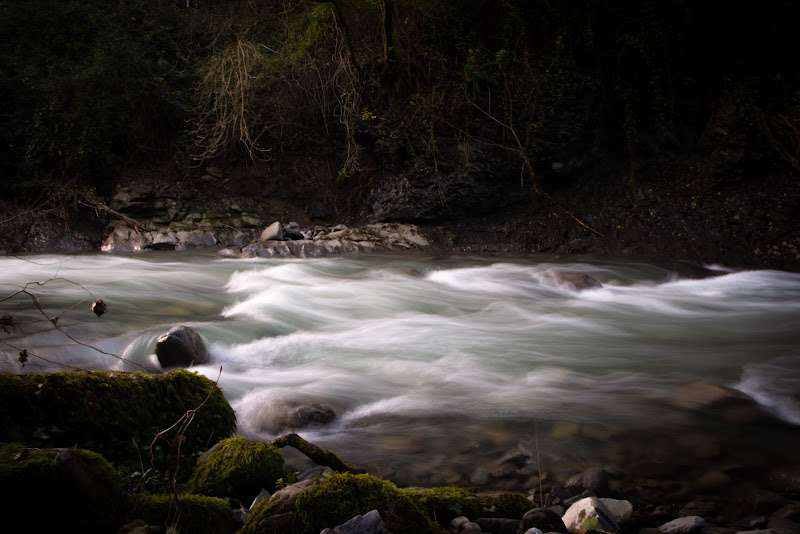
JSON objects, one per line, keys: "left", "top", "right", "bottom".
{"left": 658, "top": 516, "right": 707, "bottom": 534}
{"left": 250, "top": 488, "right": 271, "bottom": 510}
{"left": 476, "top": 517, "right": 520, "bottom": 534}
{"left": 155, "top": 325, "right": 210, "bottom": 368}
{"left": 320, "top": 509, "right": 386, "bottom": 534}
{"left": 523, "top": 530, "right": 545, "bottom": 534}
{"left": 599, "top": 498, "right": 634, "bottom": 524}
{"left": 261, "top": 221, "right": 284, "bottom": 242}
{"left": 565, "top": 467, "right": 609, "bottom": 495}
{"left": 461, "top": 522, "right": 482, "bottom": 534}
{"left": 451, "top": 516, "right": 471, "bottom": 533}
{"left": 253, "top": 399, "right": 337, "bottom": 434}
{"left": 517, "top": 507, "right": 568, "bottom": 534}
{"left": 672, "top": 381, "right": 773, "bottom": 423}
{"left": 546, "top": 270, "right": 603, "bottom": 291}
{"left": 563, "top": 497, "right": 620, "bottom": 534}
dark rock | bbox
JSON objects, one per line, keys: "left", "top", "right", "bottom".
{"left": 155, "top": 325, "right": 210, "bottom": 368}
{"left": 551, "top": 484, "right": 574, "bottom": 500}
{"left": 320, "top": 510, "right": 386, "bottom": 534}
{"left": 546, "top": 270, "right": 603, "bottom": 291}
{"left": 658, "top": 516, "right": 707, "bottom": 534}
{"left": 672, "top": 381, "right": 775, "bottom": 424}
{"left": 752, "top": 489, "right": 790, "bottom": 515}
{"left": 476, "top": 517, "right": 520, "bottom": 534}
{"left": 565, "top": 467, "right": 609, "bottom": 495}
{"left": 254, "top": 399, "right": 337, "bottom": 433}
{"left": 517, "top": 507, "right": 568, "bottom": 534}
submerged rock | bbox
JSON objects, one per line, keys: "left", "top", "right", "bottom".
{"left": 253, "top": 399, "right": 337, "bottom": 433}
{"left": 543, "top": 270, "right": 603, "bottom": 291}
{"left": 156, "top": 325, "right": 210, "bottom": 368}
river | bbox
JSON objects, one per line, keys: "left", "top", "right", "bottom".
{"left": 2, "top": 252, "right": 799, "bottom": 490}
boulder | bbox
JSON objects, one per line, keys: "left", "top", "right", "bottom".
{"left": 189, "top": 437, "right": 285, "bottom": 502}
{"left": 254, "top": 399, "right": 337, "bottom": 433}
{"left": 562, "top": 497, "right": 620, "bottom": 534}
{"left": 517, "top": 508, "right": 568, "bottom": 534}
{"left": 128, "top": 493, "right": 238, "bottom": 534}
{"left": 155, "top": 325, "right": 210, "bottom": 368}
{"left": 599, "top": 498, "right": 634, "bottom": 524}
{"left": 0, "top": 444, "right": 125, "bottom": 533}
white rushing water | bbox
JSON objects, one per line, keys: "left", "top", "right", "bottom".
{"left": 2, "top": 252, "right": 799, "bottom": 486}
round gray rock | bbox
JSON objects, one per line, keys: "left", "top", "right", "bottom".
{"left": 155, "top": 325, "right": 210, "bottom": 368}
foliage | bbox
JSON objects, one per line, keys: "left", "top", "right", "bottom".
{"left": 3, "top": 0, "right": 799, "bottom": 208}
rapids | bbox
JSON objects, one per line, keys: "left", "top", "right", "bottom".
{"left": 2, "top": 252, "right": 799, "bottom": 488}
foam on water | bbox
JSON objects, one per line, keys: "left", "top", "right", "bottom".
{"left": 2, "top": 252, "right": 799, "bottom": 485}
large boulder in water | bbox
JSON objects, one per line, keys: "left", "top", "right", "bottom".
{"left": 156, "top": 325, "right": 209, "bottom": 368}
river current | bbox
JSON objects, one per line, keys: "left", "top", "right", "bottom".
{"left": 2, "top": 252, "right": 799, "bottom": 489}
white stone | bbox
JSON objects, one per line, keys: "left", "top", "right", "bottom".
{"left": 563, "top": 497, "right": 620, "bottom": 534}
{"left": 260, "top": 221, "right": 283, "bottom": 242}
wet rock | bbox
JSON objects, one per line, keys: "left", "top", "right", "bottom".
{"left": 658, "top": 516, "right": 707, "bottom": 534}
{"left": 155, "top": 325, "right": 210, "bottom": 368}
{"left": 565, "top": 467, "right": 609, "bottom": 495}
{"left": 320, "top": 509, "right": 386, "bottom": 534}
{"left": 599, "top": 498, "right": 634, "bottom": 524}
{"left": 672, "top": 381, "right": 774, "bottom": 423}
{"left": 563, "top": 497, "right": 620, "bottom": 534}
{"left": 254, "top": 399, "right": 337, "bottom": 433}
{"left": 452, "top": 516, "right": 471, "bottom": 533}
{"left": 517, "top": 508, "right": 568, "bottom": 534}
{"left": 546, "top": 270, "right": 603, "bottom": 291}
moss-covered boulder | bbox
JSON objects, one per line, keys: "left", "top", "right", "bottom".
{"left": 406, "top": 486, "right": 534, "bottom": 525}
{"left": 243, "top": 472, "right": 442, "bottom": 534}
{"left": 127, "top": 493, "right": 237, "bottom": 534}
{"left": 0, "top": 370, "right": 236, "bottom": 474}
{"left": 0, "top": 443, "right": 125, "bottom": 533}
{"left": 189, "top": 437, "right": 284, "bottom": 502}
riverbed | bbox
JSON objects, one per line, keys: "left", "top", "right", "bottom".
{"left": 2, "top": 252, "right": 798, "bottom": 490}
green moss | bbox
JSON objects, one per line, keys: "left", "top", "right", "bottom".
{"left": 292, "top": 473, "right": 439, "bottom": 534}
{"left": 0, "top": 443, "right": 125, "bottom": 533}
{"left": 128, "top": 493, "right": 237, "bottom": 534}
{"left": 189, "top": 437, "right": 284, "bottom": 501}
{"left": 406, "top": 486, "right": 534, "bottom": 525}
{"left": 0, "top": 370, "right": 236, "bottom": 477}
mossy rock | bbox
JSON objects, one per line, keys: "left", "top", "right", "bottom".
{"left": 128, "top": 493, "right": 237, "bottom": 534}
{"left": 406, "top": 486, "right": 534, "bottom": 525}
{"left": 0, "top": 443, "right": 125, "bottom": 533}
{"left": 0, "top": 370, "right": 236, "bottom": 475}
{"left": 189, "top": 437, "right": 284, "bottom": 502}
{"left": 243, "top": 472, "right": 442, "bottom": 534}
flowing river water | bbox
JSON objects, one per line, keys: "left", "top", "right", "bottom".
{"left": 2, "top": 252, "right": 799, "bottom": 491}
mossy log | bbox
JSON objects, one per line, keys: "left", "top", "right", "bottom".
{"left": 0, "top": 443, "right": 125, "bottom": 533}
{"left": 271, "top": 432, "right": 363, "bottom": 474}
{"left": 0, "top": 369, "right": 236, "bottom": 472}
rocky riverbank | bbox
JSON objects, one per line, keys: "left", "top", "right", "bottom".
{"left": 1, "top": 369, "right": 797, "bottom": 534}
